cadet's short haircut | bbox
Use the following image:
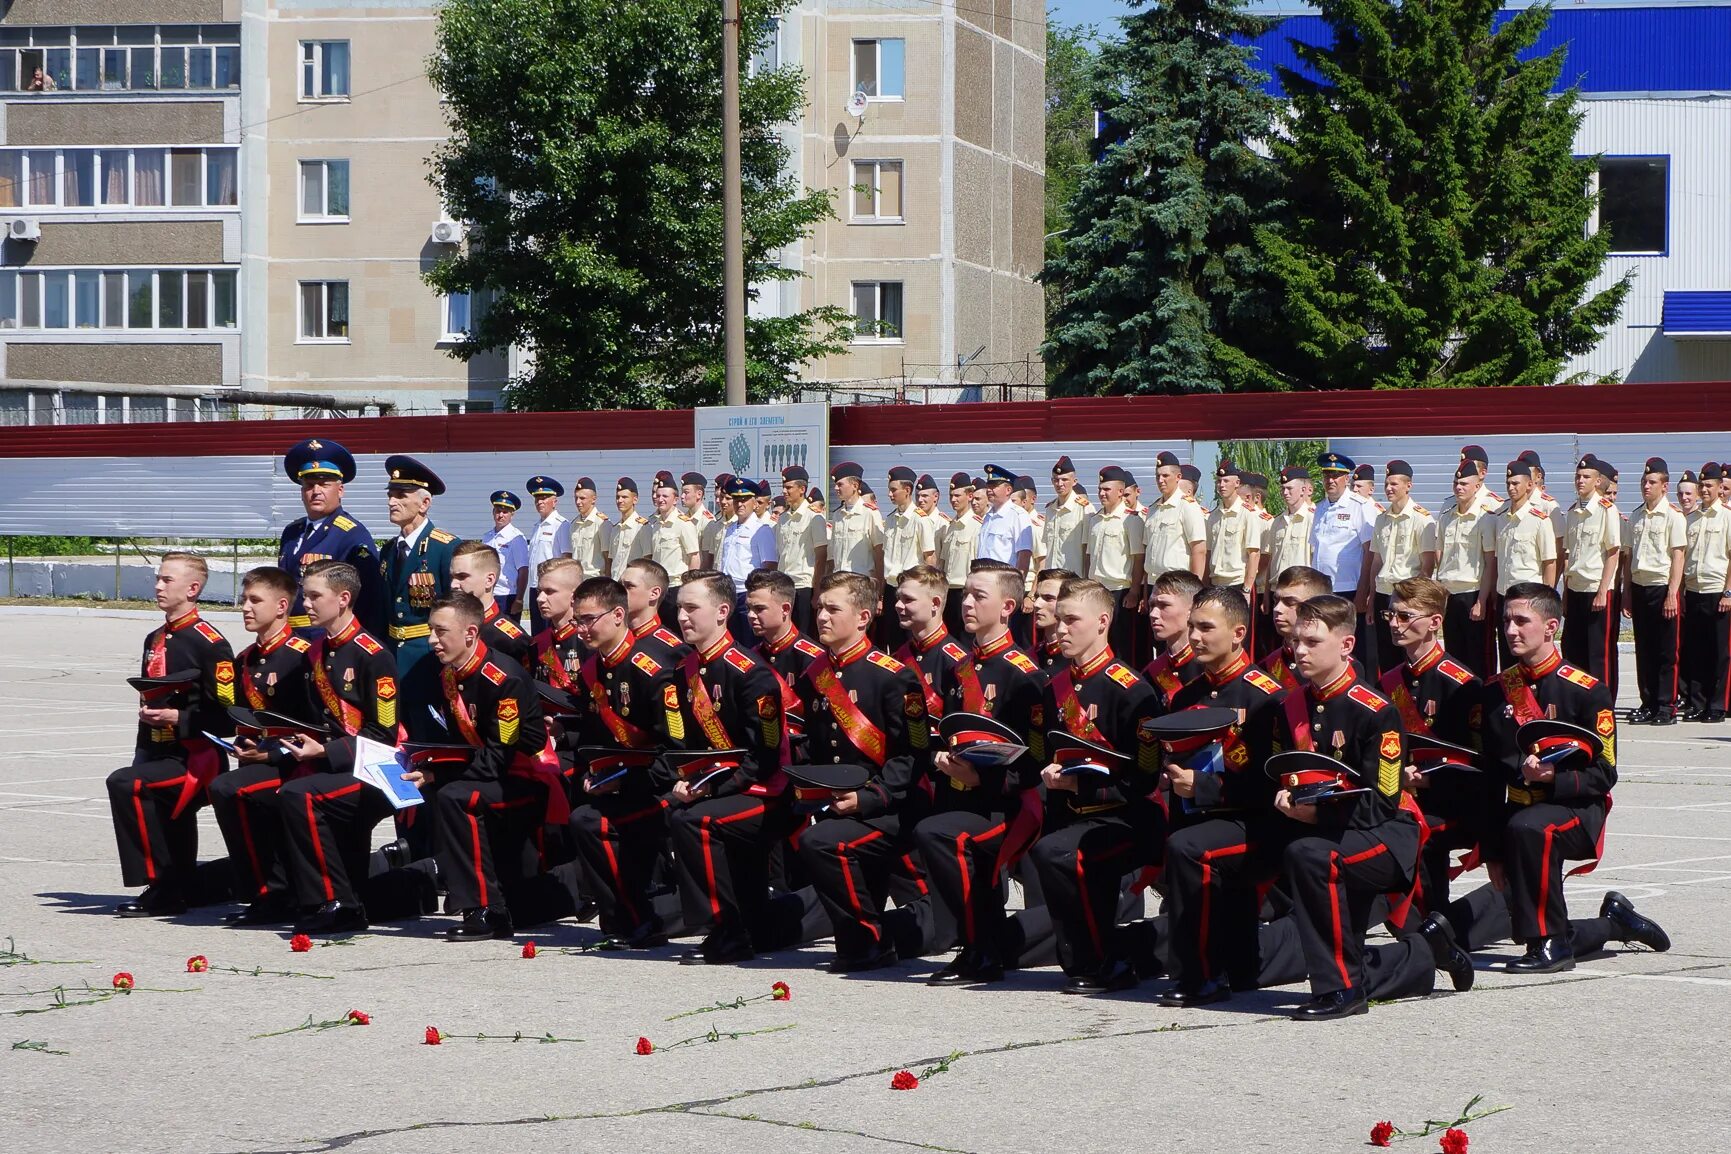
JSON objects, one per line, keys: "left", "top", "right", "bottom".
{"left": 818, "top": 570, "right": 878, "bottom": 616}
{"left": 454, "top": 540, "right": 501, "bottom": 572}
{"left": 1295, "top": 593, "right": 1356, "bottom": 635}
{"left": 682, "top": 569, "right": 736, "bottom": 605}
{"left": 1037, "top": 567, "right": 1080, "bottom": 585}
{"left": 574, "top": 576, "right": 628, "bottom": 614}
{"left": 1274, "top": 565, "right": 1333, "bottom": 597}
{"left": 624, "top": 557, "right": 670, "bottom": 591}
{"left": 1056, "top": 577, "right": 1114, "bottom": 617}
{"left": 241, "top": 565, "right": 297, "bottom": 599}
{"left": 1504, "top": 581, "right": 1563, "bottom": 622}
{"left": 967, "top": 561, "right": 1024, "bottom": 603}
{"left": 1391, "top": 576, "right": 1448, "bottom": 617}
{"left": 162, "top": 550, "right": 208, "bottom": 583}
{"left": 745, "top": 568, "right": 796, "bottom": 601}
{"left": 431, "top": 591, "right": 484, "bottom": 627}
{"left": 896, "top": 563, "right": 948, "bottom": 597}
{"left": 1153, "top": 569, "right": 1204, "bottom": 600}
{"left": 1193, "top": 585, "right": 1251, "bottom": 630}
{"left": 538, "top": 557, "right": 581, "bottom": 584}
{"left": 303, "top": 559, "right": 361, "bottom": 600}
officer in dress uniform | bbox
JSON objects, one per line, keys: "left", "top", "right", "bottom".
{"left": 1365, "top": 460, "right": 1437, "bottom": 677}
{"left": 1561, "top": 456, "right": 1622, "bottom": 686}
{"left": 608, "top": 477, "right": 653, "bottom": 580}
{"left": 1436, "top": 461, "right": 1498, "bottom": 676}
{"left": 480, "top": 491, "right": 530, "bottom": 623}
{"left": 569, "top": 476, "right": 612, "bottom": 581}
{"left": 381, "top": 455, "right": 459, "bottom": 743}
{"left": 1310, "top": 451, "right": 1379, "bottom": 675}
{"left": 524, "top": 475, "right": 573, "bottom": 636}
{"left": 1627, "top": 457, "right": 1687, "bottom": 724}
{"left": 278, "top": 438, "right": 383, "bottom": 638}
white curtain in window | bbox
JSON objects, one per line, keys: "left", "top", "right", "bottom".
{"left": 134, "top": 150, "right": 163, "bottom": 206}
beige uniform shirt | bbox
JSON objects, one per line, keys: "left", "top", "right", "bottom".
{"left": 1489, "top": 502, "right": 1557, "bottom": 595}
{"left": 1562, "top": 496, "right": 1620, "bottom": 594}
{"left": 882, "top": 503, "right": 938, "bottom": 579}
{"left": 647, "top": 510, "right": 701, "bottom": 586}
{"left": 1469, "top": 484, "right": 1505, "bottom": 518}
{"left": 1042, "top": 492, "right": 1090, "bottom": 574}
{"left": 1434, "top": 503, "right": 1492, "bottom": 595}
{"left": 1685, "top": 505, "right": 1731, "bottom": 595}
{"left": 699, "top": 514, "right": 725, "bottom": 565}
{"left": 1246, "top": 508, "right": 1274, "bottom": 589}
{"left": 1145, "top": 491, "right": 1207, "bottom": 582}
{"left": 939, "top": 512, "right": 980, "bottom": 588}
{"left": 829, "top": 498, "right": 882, "bottom": 576}
{"left": 774, "top": 502, "right": 826, "bottom": 589}
{"left": 570, "top": 508, "right": 611, "bottom": 578}
{"left": 1369, "top": 502, "right": 1438, "bottom": 594}
{"left": 1630, "top": 502, "right": 1686, "bottom": 587}
{"left": 1268, "top": 506, "right": 1314, "bottom": 585}
{"left": 1087, "top": 504, "right": 1145, "bottom": 591}
{"left": 608, "top": 512, "right": 651, "bottom": 579}
{"left": 1205, "top": 498, "right": 1250, "bottom": 585}
{"left": 1534, "top": 490, "right": 1565, "bottom": 542}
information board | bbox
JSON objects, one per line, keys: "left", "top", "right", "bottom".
{"left": 692, "top": 401, "right": 830, "bottom": 484}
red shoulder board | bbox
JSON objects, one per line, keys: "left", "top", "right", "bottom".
{"left": 194, "top": 621, "right": 226, "bottom": 645}
{"left": 793, "top": 638, "right": 826, "bottom": 659}
{"left": 941, "top": 642, "right": 968, "bottom": 663}
{"left": 723, "top": 648, "right": 755, "bottom": 673}
{"left": 1244, "top": 668, "right": 1282, "bottom": 694}
{"left": 653, "top": 627, "right": 683, "bottom": 648}
{"left": 497, "top": 618, "right": 525, "bottom": 639}
{"left": 1559, "top": 664, "right": 1599, "bottom": 689}
{"left": 1006, "top": 650, "right": 1038, "bottom": 674}
{"left": 286, "top": 636, "right": 312, "bottom": 653}
{"left": 1347, "top": 684, "right": 1389, "bottom": 711}
{"left": 355, "top": 633, "right": 385, "bottom": 655}
{"left": 632, "top": 652, "right": 662, "bottom": 676}
{"left": 1530, "top": 507, "right": 1549, "bottom": 520}
{"left": 481, "top": 662, "right": 507, "bottom": 686}
{"left": 868, "top": 651, "right": 905, "bottom": 672}
{"left": 1599, "top": 496, "right": 1617, "bottom": 509}
{"left": 1107, "top": 663, "right": 1139, "bottom": 689}
{"left": 1437, "top": 658, "right": 1474, "bottom": 686}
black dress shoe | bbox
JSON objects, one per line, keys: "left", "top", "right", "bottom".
{"left": 1682, "top": 708, "right": 1705, "bottom": 722}
{"left": 445, "top": 907, "right": 509, "bottom": 941}
{"left": 115, "top": 885, "right": 186, "bottom": 918}
{"left": 677, "top": 936, "right": 754, "bottom": 965}
{"left": 1291, "top": 988, "right": 1369, "bottom": 1021}
{"left": 1652, "top": 711, "right": 1680, "bottom": 726}
{"left": 927, "top": 947, "right": 1004, "bottom": 985}
{"left": 1419, "top": 912, "right": 1475, "bottom": 992}
{"left": 829, "top": 945, "right": 899, "bottom": 973}
{"left": 1601, "top": 891, "right": 1671, "bottom": 952}
{"left": 573, "top": 899, "right": 600, "bottom": 924}
{"left": 378, "top": 837, "right": 413, "bottom": 871}
{"left": 1157, "top": 978, "right": 1231, "bottom": 1008}
{"left": 1704, "top": 712, "right": 1726, "bottom": 724}
{"left": 1506, "top": 936, "right": 1574, "bottom": 973}
{"left": 295, "top": 901, "right": 369, "bottom": 935}
{"left": 1626, "top": 707, "right": 1654, "bottom": 725}
{"left": 1061, "top": 959, "right": 1139, "bottom": 995}
{"left": 621, "top": 919, "right": 670, "bottom": 949}
{"left": 226, "top": 898, "right": 295, "bottom": 926}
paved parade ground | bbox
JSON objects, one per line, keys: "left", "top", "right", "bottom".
{"left": 2, "top": 607, "right": 1728, "bottom": 1154}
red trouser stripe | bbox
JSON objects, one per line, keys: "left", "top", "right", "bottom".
{"left": 596, "top": 814, "right": 638, "bottom": 925}
{"left": 1536, "top": 816, "right": 1581, "bottom": 937}
{"left": 235, "top": 777, "right": 282, "bottom": 898}
{"left": 1602, "top": 594, "right": 1614, "bottom": 682}
{"left": 1326, "top": 853, "right": 1348, "bottom": 989}
{"left": 131, "top": 780, "right": 156, "bottom": 882}
{"left": 953, "top": 822, "right": 1006, "bottom": 944}
{"left": 1671, "top": 612, "right": 1682, "bottom": 704}
{"left": 1197, "top": 842, "right": 1249, "bottom": 981}
{"left": 464, "top": 791, "right": 489, "bottom": 908}
{"left": 700, "top": 803, "right": 768, "bottom": 921}
{"left": 304, "top": 781, "right": 365, "bottom": 903}
{"left": 836, "top": 829, "right": 886, "bottom": 942}
{"left": 1076, "top": 848, "right": 1102, "bottom": 956}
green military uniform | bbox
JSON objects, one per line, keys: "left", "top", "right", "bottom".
{"left": 380, "top": 455, "right": 459, "bottom": 741}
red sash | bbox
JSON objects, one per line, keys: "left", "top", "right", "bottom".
{"left": 1266, "top": 649, "right": 1301, "bottom": 693}
{"left": 1280, "top": 689, "right": 1314, "bottom": 752}
{"left": 952, "top": 656, "right": 987, "bottom": 714}
{"left": 806, "top": 653, "right": 888, "bottom": 766}
{"left": 1379, "top": 667, "right": 1433, "bottom": 738}
{"left": 147, "top": 627, "right": 168, "bottom": 677}
{"left": 682, "top": 650, "right": 736, "bottom": 750}
{"left": 1498, "top": 665, "right": 1611, "bottom": 877}
{"left": 537, "top": 636, "right": 576, "bottom": 690}
{"left": 895, "top": 643, "right": 946, "bottom": 718}
{"left": 242, "top": 650, "right": 269, "bottom": 711}
{"left": 1145, "top": 653, "right": 1183, "bottom": 699}
{"left": 441, "top": 670, "right": 485, "bottom": 747}
{"left": 1050, "top": 668, "right": 1108, "bottom": 746}
{"left": 309, "top": 640, "right": 364, "bottom": 736}
{"left": 578, "top": 653, "right": 655, "bottom": 748}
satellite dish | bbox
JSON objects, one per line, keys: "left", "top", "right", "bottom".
{"left": 846, "top": 88, "right": 869, "bottom": 119}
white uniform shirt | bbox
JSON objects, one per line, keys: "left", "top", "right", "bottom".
{"left": 719, "top": 513, "right": 777, "bottom": 588}
{"left": 1630, "top": 501, "right": 1688, "bottom": 588}
{"left": 1434, "top": 502, "right": 1492, "bottom": 595}
{"left": 1310, "top": 489, "right": 1376, "bottom": 592}
{"left": 1042, "top": 491, "right": 1091, "bottom": 574}
{"left": 528, "top": 511, "right": 572, "bottom": 584}
{"left": 1563, "top": 496, "right": 1620, "bottom": 594}
{"left": 1489, "top": 501, "right": 1557, "bottom": 595}
{"left": 481, "top": 523, "right": 529, "bottom": 597}
{"left": 1369, "top": 501, "right": 1437, "bottom": 595}
{"left": 975, "top": 501, "right": 1034, "bottom": 565}
{"left": 569, "top": 508, "right": 611, "bottom": 578}
{"left": 774, "top": 501, "right": 827, "bottom": 589}
{"left": 608, "top": 511, "right": 651, "bottom": 579}
{"left": 1145, "top": 491, "right": 1207, "bottom": 582}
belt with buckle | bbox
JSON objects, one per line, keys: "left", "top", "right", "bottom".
{"left": 1507, "top": 784, "right": 1547, "bottom": 807}
{"left": 389, "top": 624, "right": 431, "bottom": 641}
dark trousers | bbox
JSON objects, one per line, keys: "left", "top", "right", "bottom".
{"left": 1563, "top": 588, "right": 1616, "bottom": 687}
{"left": 209, "top": 763, "right": 287, "bottom": 902}
{"left": 729, "top": 593, "right": 752, "bottom": 644}
{"left": 435, "top": 775, "right": 546, "bottom": 913}
{"left": 1254, "top": 915, "right": 1438, "bottom": 1001}
{"left": 1443, "top": 880, "right": 1615, "bottom": 955}
{"left": 1502, "top": 800, "right": 1607, "bottom": 942}
{"left": 943, "top": 588, "right": 966, "bottom": 638}
{"left": 1163, "top": 816, "right": 1276, "bottom": 990}
{"left": 396, "top": 638, "right": 444, "bottom": 743}
{"left": 1253, "top": 591, "right": 1279, "bottom": 660}
{"left": 568, "top": 795, "right": 668, "bottom": 934}
{"left": 878, "top": 587, "right": 906, "bottom": 653}
{"left": 792, "top": 586, "right": 816, "bottom": 637}
{"left": 1630, "top": 583, "right": 1680, "bottom": 714}
{"left": 1354, "top": 600, "right": 1381, "bottom": 680}
{"left": 1107, "top": 587, "right": 1139, "bottom": 668}
{"left": 1413, "top": 808, "right": 1482, "bottom": 917}
{"left": 670, "top": 793, "right": 790, "bottom": 953}
{"left": 658, "top": 585, "right": 682, "bottom": 633}
{"left": 279, "top": 772, "right": 395, "bottom": 908}
{"left": 914, "top": 799, "right": 1043, "bottom": 953}
{"left": 528, "top": 589, "right": 547, "bottom": 638}
{"left": 1026, "top": 810, "right": 1159, "bottom": 976}
{"left": 1372, "top": 592, "right": 1397, "bottom": 678}
{"left": 1444, "top": 590, "right": 1495, "bottom": 676}
{"left": 1283, "top": 828, "right": 1413, "bottom": 997}
{"left": 797, "top": 814, "right": 907, "bottom": 961}
{"left": 1680, "top": 590, "right": 1730, "bottom": 715}
{"left": 107, "top": 757, "right": 208, "bottom": 889}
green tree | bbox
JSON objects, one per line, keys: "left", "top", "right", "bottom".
{"left": 426, "top": 0, "right": 854, "bottom": 410}
{"left": 1045, "top": 19, "right": 1102, "bottom": 267}
{"left": 1262, "top": 0, "right": 1630, "bottom": 389}
{"left": 1040, "top": 0, "right": 1286, "bottom": 396}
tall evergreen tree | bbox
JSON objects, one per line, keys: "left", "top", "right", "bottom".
{"left": 1040, "top": 0, "right": 1286, "bottom": 396}
{"left": 1262, "top": 0, "right": 1630, "bottom": 389}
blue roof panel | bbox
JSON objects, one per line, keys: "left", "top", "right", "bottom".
{"left": 1662, "top": 292, "right": 1731, "bottom": 337}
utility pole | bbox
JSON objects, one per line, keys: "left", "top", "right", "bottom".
{"left": 721, "top": 0, "right": 747, "bottom": 406}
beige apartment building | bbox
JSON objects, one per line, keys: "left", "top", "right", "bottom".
{"left": 0, "top": 0, "right": 1040, "bottom": 423}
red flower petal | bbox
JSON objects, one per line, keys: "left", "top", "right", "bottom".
{"left": 289, "top": 934, "right": 313, "bottom": 953}
{"left": 771, "top": 981, "right": 791, "bottom": 1001}
{"left": 635, "top": 1037, "right": 654, "bottom": 1055}
{"left": 186, "top": 955, "right": 208, "bottom": 973}
{"left": 521, "top": 942, "right": 538, "bottom": 959}
{"left": 424, "top": 1026, "right": 442, "bottom": 1045}
{"left": 347, "top": 1010, "right": 371, "bottom": 1026}
{"left": 1370, "top": 1121, "right": 1395, "bottom": 1147}
{"left": 111, "top": 971, "right": 134, "bottom": 991}
{"left": 1439, "top": 1128, "right": 1470, "bottom": 1154}
{"left": 890, "top": 1070, "right": 919, "bottom": 1090}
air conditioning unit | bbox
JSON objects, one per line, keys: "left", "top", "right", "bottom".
{"left": 430, "top": 219, "right": 467, "bottom": 245}
{"left": 8, "top": 218, "right": 41, "bottom": 242}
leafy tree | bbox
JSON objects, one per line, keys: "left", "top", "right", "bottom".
{"left": 1041, "top": 0, "right": 1286, "bottom": 396}
{"left": 1045, "top": 19, "right": 1102, "bottom": 267}
{"left": 1263, "top": 0, "right": 1630, "bottom": 389}
{"left": 426, "top": 0, "right": 854, "bottom": 410}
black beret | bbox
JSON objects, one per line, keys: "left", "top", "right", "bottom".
{"left": 1505, "top": 460, "right": 1528, "bottom": 477}
{"left": 1517, "top": 450, "right": 1541, "bottom": 468}
{"left": 1014, "top": 475, "right": 1037, "bottom": 495}
{"left": 1701, "top": 463, "right": 1723, "bottom": 482}
{"left": 1602, "top": 463, "right": 1619, "bottom": 481}
{"left": 1179, "top": 464, "right": 1201, "bottom": 483}
{"left": 971, "top": 476, "right": 987, "bottom": 490}
{"left": 916, "top": 473, "right": 939, "bottom": 492}
{"left": 1352, "top": 464, "right": 1375, "bottom": 482}
{"left": 1681, "top": 470, "right": 1700, "bottom": 485}
{"left": 1454, "top": 462, "right": 1477, "bottom": 481}
{"left": 1242, "top": 472, "right": 1268, "bottom": 490}
{"left": 1384, "top": 460, "right": 1412, "bottom": 479}
{"left": 654, "top": 469, "right": 676, "bottom": 485}
{"left": 681, "top": 471, "right": 707, "bottom": 488}
{"left": 782, "top": 465, "right": 809, "bottom": 482}
{"left": 1216, "top": 461, "right": 1243, "bottom": 481}
{"left": 1459, "top": 444, "right": 1488, "bottom": 464}
{"left": 831, "top": 461, "right": 864, "bottom": 481}
{"left": 574, "top": 476, "right": 596, "bottom": 491}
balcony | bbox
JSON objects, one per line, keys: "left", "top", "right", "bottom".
{"left": 0, "top": 26, "right": 240, "bottom": 99}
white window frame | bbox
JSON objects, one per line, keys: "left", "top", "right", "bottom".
{"left": 297, "top": 158, "right": 350, "bottom": 222}
{"left": 849, "top": 280, "right": 904, "bottom": 344}
{"left": 0, "top": 267, "right": 237, "bottom": 332}
{"left": 0, "top": 25, "right": 240, "bottom": 94}
{"left": 299, "top": 40, "right": 350, "bottom": 102}
{"left": 440, "top": 291, "right": 474, "bottom": 344}
{"left": 0, "top": 146, "right": 239, "bottom": 212}
{"left": 850, "top": 38, "right": 905, "bottom": 102}
{"left": 298, "top": 279, "right": 350, "bottom": 343}
{"left": 849, "top": 159, "right": 904, "bottom": 224}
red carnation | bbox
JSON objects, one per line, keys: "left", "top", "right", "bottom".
{"left": 289, "top": 933, "right": 313, "bottom": 953}
{"left": 635, "top": 1036, "right": 654, "bottom": 1055}
{"left": 424, "top": 1027, "right": 442, "bottom": 1046}
{"left": 890, "top": 1070, "right": 919, "bottom": 1091}
{"left": 347, "top": 1009, "right": 371, "bottom": 1026}
{"left": 771, "top": 981, "right": 791, "bottom": 1001}
{"left": 1370, "top": 1121, "right": 1395, "bottom": 1147}
{"left": 1439, "top": 1129, "right": 1469, "bottom": 1154}
{"left": 186, "top": 955, "right": 209, "bottom": 973}
{"left": 521, "top": 941, "right": 538, "bottom": 959}
{"left": 111, "top": 972, "right": 134, "bottom": 991}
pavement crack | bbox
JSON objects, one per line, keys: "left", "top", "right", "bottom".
{"left": 691, "top": 1109, "right": 983, "bottom": 1152}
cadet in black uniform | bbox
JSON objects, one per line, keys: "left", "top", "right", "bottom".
{"left": 623, "top": 557, "right": 693, "bottom": 668}
{"left": 108, "top": 552, "right": 237, "bottom": 917}
{"left": 210, "top": 566, "right": 316, "bottom": 924}
{"left": 1027, "top": 577, "right": 1166, "bottom": 994}
{"left": 529, "top": 558, "right": 587, "bottom": 691}
{"left": 1144, "top": 569, "right": 1206, "bottom": 710}
{"left": 746, "top": 568, "right": 827, "bottom": 690}
{"left": 1031, "top": 567, "right": 1076, "bottom": 673}
{"left": 451, "top": 540, "right": 532, "bottom": 665}
{"left": 275, "top": 560, "right": 402, "bottom": 934}
{"left": 277, "top": 438, "right": 383, "bottom": 638}
{"left": 892, "top": 563, "right": 968, "bottom": 716}
{"left": 795, "top": 572, "right": 930, "bottom": 972}
{"left": 916, "top": 563, "right": 1045, "bottom": 984}
{"left": 666, "top": 572, "right": 793, "bottom": 965}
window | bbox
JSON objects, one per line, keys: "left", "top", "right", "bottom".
{"left": 0, "top": 268, "right": 238, "bottom": 329}
{"left": 851, "top": 38, "right": 904, "bottom": 100}
{"left": 442, "top": 292, "right": 473, "bottom": 341}
{"left": 1597, "top": 156, "right": 1667, "bottom": 255}
{"left": 299, "top": 280, "right": 349, "bottom": 341}
{"left": 850, "top": 160, "right": 903, "bottom": 221}
{"left": 0, "top": 147, "right": 237, "bottom": 210}
{"left": 446, "top": 400, "right": 495, "bottom": 415}
{"left": 851, "top": 281, "right": 903, "bottom": 342}
{"left": 299, "top": 159, "right": 350, "bottom": 221}
{"left": 169, "top": 149, "right": 201, "bottom": 206}
{"left": 300, "top": 41, "right": 349, "bottom": 100}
